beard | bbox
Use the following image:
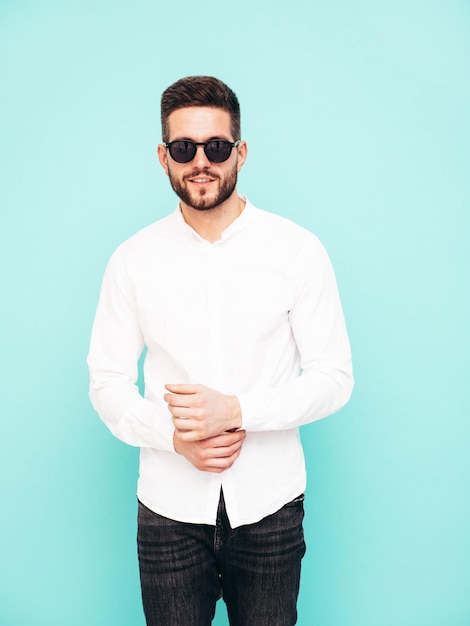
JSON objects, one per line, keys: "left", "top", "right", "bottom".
{"left": 168, "top": 164, "right": 238, "bottom": 211}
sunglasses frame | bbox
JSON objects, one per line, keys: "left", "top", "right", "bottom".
{"left": 164, "top": 139, "right": 241, "bottom": 164}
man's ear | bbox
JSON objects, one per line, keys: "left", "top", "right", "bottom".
{"left": 236, "top": 141, "right": 248, "bottom": 173}
{"left": 157, "top": 144, "right": 169, "bottom": 176}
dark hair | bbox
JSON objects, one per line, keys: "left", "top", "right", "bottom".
{"left": 161, "top": 76, "right": 241, "bottom": 143}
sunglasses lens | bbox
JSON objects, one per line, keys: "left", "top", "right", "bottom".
{"left": 205, "top": 141, "right": 232, "bottom": 163}
{"left": 169, "top": 141, "right": 196, "bottom": 163}
{"left": 167, "top": 140, "right": 235, "bottom": 163}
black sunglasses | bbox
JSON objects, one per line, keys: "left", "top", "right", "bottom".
{"left": 164, "top": 139, "right": 241, "bottom": 164}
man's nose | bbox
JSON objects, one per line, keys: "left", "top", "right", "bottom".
{"left": 192, "top": 145, "right": 211, "bottom": 168}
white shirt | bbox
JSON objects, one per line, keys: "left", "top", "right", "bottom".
{"left": 87, "top": 199, "right": 353, "bottom": 527}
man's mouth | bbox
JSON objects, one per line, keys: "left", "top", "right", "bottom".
{"left": 185, "top": 170, "right": 218, "bottom": 185}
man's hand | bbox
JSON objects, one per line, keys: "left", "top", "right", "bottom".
{"left": 173, "top": 429, "right": 246, "bottom": 473}
{"left": 164, "top": 383, "right": 243, "bottom": 441}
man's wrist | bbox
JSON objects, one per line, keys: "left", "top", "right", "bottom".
{"left": 230, "top": 395, "right": 243, "bottom": 430}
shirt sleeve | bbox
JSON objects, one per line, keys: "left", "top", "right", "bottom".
{"left": 87, "top": 249, "right": 175, "bottom": 451}
{"left": 237, "top": 238, "right": 354, "bottom": 431}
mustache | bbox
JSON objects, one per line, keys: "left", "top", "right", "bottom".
{"left": 183, "top": 168, "right": 219, "bottom": 180}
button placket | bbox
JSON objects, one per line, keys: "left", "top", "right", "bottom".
{"left": 205, "top": 244, "right": 223, "bottom": 389}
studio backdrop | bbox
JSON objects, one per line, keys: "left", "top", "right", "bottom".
{"left": 1, "top": 1, "right": 469, "bottom": 624}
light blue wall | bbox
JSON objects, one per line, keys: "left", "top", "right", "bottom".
{"left": 1, "top": 1, "right": 469, "bottom": 624}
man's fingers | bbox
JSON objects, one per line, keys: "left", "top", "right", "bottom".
{"left": 203, "top": 439, "right": 245, "bottom": 459}
{"left": 201, "top": 431, "right": 246, "bottom": 448}
{"left": 168, "top": 406, "right": 197, "bottom": 420}
{"left": 164, "top": 392, "right": 192, "bottom": 408}
{"left": 203, "top": 458, "right": 241, "bottom": 473}
{"left": 173, "top": 429, "right": 245, "bottom": 473}
{"left": 198, "top": 447, "right": 243, "bottom": 472}
{"left": 164, "top": 383, "right": 201, "bottom": 394}
{"left": 164, "top": 390, "right": 204, "bottom": 411}
{"left": 176, "top": 427, "right": 246, "bottom": 443}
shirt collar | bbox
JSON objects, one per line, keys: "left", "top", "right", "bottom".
{"left": 173, "top": 196, "right": 253, "bottom": 245}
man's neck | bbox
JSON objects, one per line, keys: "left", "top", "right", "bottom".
{"left": 180, "top": 193, "right": 246, "bottom": 243}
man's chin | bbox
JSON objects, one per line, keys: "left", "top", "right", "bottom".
{"left": 173, "top": 186, "right": 218, "bottom": 211}
{"left": 187, "top": 198, "right": 221, "bottom": 211}
{"left": 182, "top": 189, "right": 233, "bottom": 211}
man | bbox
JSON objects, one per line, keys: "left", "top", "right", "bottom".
{"left": 88, "top": 76, "right": 353, "bottom": 626}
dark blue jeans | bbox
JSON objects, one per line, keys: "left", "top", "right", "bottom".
{"left": 137, "top": 491, "right": 306, "bottom": 626}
